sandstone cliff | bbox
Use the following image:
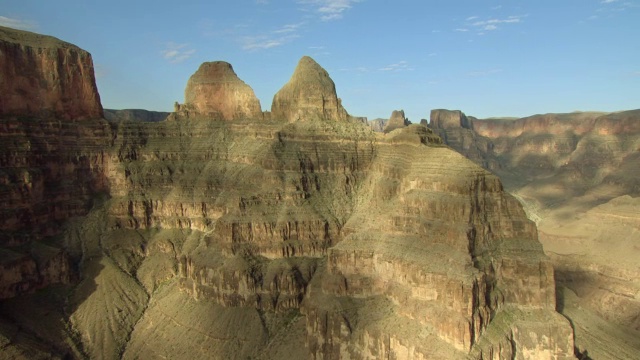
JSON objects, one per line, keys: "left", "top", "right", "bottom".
{"left": 0, "top": 28, "right": 577, "bottom": 360}
{"left": 0, "top": 26, "right": 103, "bottom": 120}
{"left": 177, "top": 61, "right": 263, "bottom": 120}
{"left": 271, "top": 56, "right": 349, "bottom": 122}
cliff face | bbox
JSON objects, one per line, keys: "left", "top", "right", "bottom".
{"left": 0, "top": 26, "right": 103, "bottom": 120}
{"left": 0, "top": 27, "right": 576, "bottom": 360}
{"left": 430, "top": 108, "right": 640, "bottom": 359}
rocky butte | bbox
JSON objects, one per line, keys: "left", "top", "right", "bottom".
{"left": 0, "top": 26, "right": 580, "bottom": 359}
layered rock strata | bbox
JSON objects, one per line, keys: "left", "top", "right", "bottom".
{"left": 0, "top": 26, "right": 103, "bottom": 120}
{"left": 0, "top": 26, "right": 576, "bottom": 360}
{"left": 429, "top": 108, "right": 640, "bottom": 358}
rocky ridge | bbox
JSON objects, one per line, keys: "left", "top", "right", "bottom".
{"left": 0, "top": 27, "right": 576, "bottom": 360}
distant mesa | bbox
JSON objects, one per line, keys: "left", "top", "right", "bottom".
{"left": 429, "top": 109, "right": 473, "bottom": 130}
{"left": 0, "top": 26, "right": 103, "bottom": 120}
{"left": 104, "top": 109, "right": 169, "bottom": 122}
{"left": 271, "top": 56, "right": 349, "bottom": 122}
{"left": 383, "top": 109, "right": 410, "bottom": 133}
{"left": 177, "top": 61, "right": 262, "bottom": 120}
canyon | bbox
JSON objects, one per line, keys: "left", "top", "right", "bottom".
{"left": 0, "top": 24, "right": 636, "bottom": 359}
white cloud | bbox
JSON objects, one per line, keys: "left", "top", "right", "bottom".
{"left": 466, "top": 16, "right": 479, "bottom": 21}
{"left": 273, "top": 23, "right": 304, "bottom": 34}
{"left": 601, "top": 0, "right": 618, "bottom": 3}
{"left": 298, "top": 0, "right": 362, "bottom": 21}
{"left": 378, "top": 61, "right": 413, "bottom": 72}
{"left": 455, "top": 28, "right": 469, "bottom": 32}
{"left": 241, "top": 23, "right": 304, "bottom": 50}
{"left": 161, "top": 43, "right": 196, "bottom": 63}
{"left": 466, "top": 15, "right": 525, "bottom": 32}
{"left": 0, "top": 16, "right": 36, "bottom": 30}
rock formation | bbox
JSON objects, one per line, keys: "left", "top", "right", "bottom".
{"left": 0, "top": 27, "right": 579, "bottom": 359}
{"left": 178, "top": 61, "right": 262, "bottom": 120}
{"left": 430, "top": 108, "right": 640, "bottom": 359}
{"left": 103, "top": 109, "right": 169, "bottom": 122}
{"left": 271, "top": 56, "right": 349, "bottom": 122}
{"left": 383, "top": 109, "right": 410, "bottom": 133}
{"left": 0, "top": 26, "right": 103, "bottom": 120}
{"left": 368, "top": 117, "right": 388, "bottom": 132}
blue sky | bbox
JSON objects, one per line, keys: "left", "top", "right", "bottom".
{"left": 2, "top": 1, "right": 639, "bottom": 120}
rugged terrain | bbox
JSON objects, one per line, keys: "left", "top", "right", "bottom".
{"left": 0, "top": 26, "right": 578, "bottom": 359}
{"left": 429, "top": 109, "right": 640, "bottom": 359}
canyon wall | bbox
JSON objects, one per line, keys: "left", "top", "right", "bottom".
{"left": 0, "top": 26, "right": 577, "bottom": 359}
{"left": 429, "top": 108, "right": 640, "bottom": 359}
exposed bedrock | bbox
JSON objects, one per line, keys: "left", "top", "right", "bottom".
{"left": 0, "top": 25, "right": 577, "bottom": 359}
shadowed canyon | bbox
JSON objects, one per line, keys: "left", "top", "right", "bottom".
{"left": 0, "top": 25, "right": 638, "bottom": 360}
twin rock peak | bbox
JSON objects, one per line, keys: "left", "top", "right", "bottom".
{"left": 175, "top": 56, "right": 349, "bottom": 122}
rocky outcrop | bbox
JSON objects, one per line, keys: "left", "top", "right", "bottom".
{"left": 0, "top": 26, "right": 103, "bottom": 120}
{"left": 177, "top": 61, "right": 262, "bottom": 120}
{"left": 104, "top": 109, "right": 169, "bottom": 122}
{"left": 383, "top": 109, "right": 410, "bottom": 133}
{"left": 271, "top": 56, "right": 349, "bottom": 122}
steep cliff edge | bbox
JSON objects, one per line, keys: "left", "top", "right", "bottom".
{"left": 0, "top": 27, "right": 575, "bottom": 360}
{"left": 429, "top": 108, "right": 640, "bottom": 358}
{"left": 0, "top": 26, "right": 103, "bottom": 120}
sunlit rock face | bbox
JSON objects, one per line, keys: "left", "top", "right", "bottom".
{"left": 180, "top": 61, "right": 263, "bottom": 120}
{"left": 0, "top": 26, "right": 103, "bottom": 120}
{"left": 0, "top": 26, "right": 576, "bottom": 360}
{"left": 271, "top": 56, "right": 349, "bottom": 122}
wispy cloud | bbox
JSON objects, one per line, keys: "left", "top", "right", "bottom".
{"left": 378, "top": 61, "right": 413, "bottom": 72}
{"left": 601, "top": 0, "right": 618, "bottom": 3}
{"left": 242, "top": 23, "right": 303, "bottom": 50}
{"left": 462, "top": 15, "right": 525, "bottom": 33}
{"left": 0, "top": 15, "right": 36, "bottom": 30}
{"left": 466, "top": 16, "right": 479, "bottom": 21}
{"left": 273, "top": 22, "right": 304, "bottom": 34}
{"left": 161, "top": 43, "right": 196, "bottom": 63}
{"left": 298, "top": 0, "right": 362, "bottom": 21}
{"left": 455, "top": 28, "right": 469, "bottom": 32}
